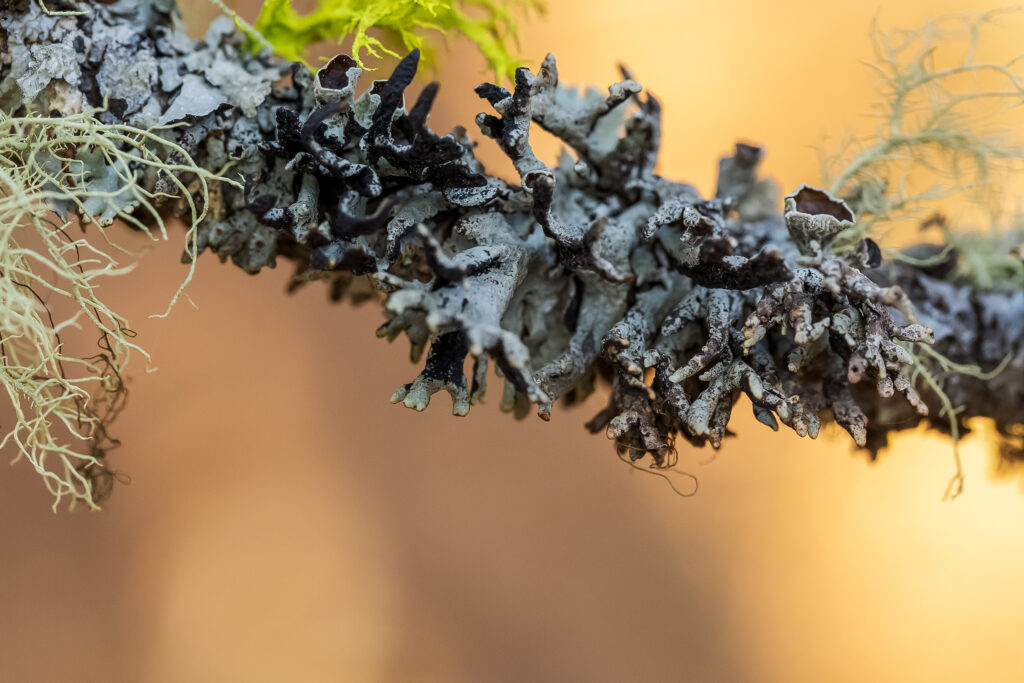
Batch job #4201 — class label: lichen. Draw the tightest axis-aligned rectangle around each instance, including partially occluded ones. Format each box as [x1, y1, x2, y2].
[823, 9, 1024, 260]
[0, 107, 232, 510]
[246, 0, 543, 80]
[5, 0, 1024, 507]
[0, 0, 238, 508]
[820, 9, 1024, 493]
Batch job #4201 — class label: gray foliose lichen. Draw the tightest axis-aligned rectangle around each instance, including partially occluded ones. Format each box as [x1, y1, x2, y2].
[4, 0, 1023, 468]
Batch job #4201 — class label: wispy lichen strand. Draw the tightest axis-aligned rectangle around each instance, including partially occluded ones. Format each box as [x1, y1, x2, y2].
[823, 9, 1024, 257]
[0, 107, 230, 509]
[0, 0, 236, 508]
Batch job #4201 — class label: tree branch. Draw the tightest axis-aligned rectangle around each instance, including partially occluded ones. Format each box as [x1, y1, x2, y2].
[3, 0, 1023, 496]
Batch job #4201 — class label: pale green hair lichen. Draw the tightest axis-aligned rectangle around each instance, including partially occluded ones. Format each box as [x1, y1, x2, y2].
[823, 8, 1024, 259]
[0, 106, 236, 510]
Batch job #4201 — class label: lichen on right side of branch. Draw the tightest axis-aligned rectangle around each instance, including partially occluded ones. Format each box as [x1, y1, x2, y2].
[820, 9, 1024, 493]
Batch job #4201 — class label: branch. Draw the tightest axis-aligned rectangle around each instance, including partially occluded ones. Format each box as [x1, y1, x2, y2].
[2, 0, 1022, 502]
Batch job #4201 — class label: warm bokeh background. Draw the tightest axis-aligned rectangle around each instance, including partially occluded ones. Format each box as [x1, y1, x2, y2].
[4, 1, 1024, 681]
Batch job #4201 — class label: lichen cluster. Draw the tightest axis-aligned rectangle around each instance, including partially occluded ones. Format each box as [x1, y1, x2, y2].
[3, 0, 1024, 506]
[216, 46, 939, 464]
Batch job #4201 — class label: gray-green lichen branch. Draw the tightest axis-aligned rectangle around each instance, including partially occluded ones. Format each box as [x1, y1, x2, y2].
[3, 0, 1024, 501]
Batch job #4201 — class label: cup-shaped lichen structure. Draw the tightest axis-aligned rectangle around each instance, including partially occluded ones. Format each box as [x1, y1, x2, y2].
[784, 184, 856, 256]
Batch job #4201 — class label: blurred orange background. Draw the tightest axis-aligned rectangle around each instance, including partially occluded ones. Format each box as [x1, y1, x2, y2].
[3, 1, 1024, 681]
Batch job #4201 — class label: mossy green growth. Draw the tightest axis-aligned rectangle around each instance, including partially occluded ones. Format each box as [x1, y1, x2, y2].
[246, 0, 543, 80]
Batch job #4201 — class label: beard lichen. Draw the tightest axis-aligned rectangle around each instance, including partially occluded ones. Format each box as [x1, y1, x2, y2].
[823, 9, 1024, 256]
[0, 105, 233, 509]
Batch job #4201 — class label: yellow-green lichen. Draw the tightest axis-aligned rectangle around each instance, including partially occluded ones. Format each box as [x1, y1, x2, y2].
[244, 0, 543, 80]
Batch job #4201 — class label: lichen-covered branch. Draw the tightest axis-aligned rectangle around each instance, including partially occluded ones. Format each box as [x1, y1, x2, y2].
[3, 0, 1024, 505]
